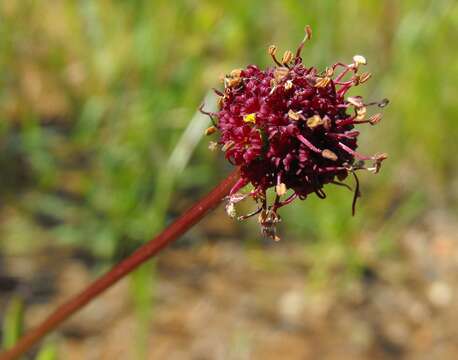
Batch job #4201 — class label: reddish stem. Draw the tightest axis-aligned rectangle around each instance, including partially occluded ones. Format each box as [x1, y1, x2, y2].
[0, 169, 240, 360]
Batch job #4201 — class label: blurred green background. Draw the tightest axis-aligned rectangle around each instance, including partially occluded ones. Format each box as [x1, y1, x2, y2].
[1, 0, 457, 358]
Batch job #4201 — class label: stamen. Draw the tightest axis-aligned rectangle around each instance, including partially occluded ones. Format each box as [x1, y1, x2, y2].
[338, 142, 372, 160]
[282, 50, 294, 66]
[327, 131, 360, 139]
[297, 134, 322, 153]
[268, 45, 283, 66]
[295, 25, 312, 59]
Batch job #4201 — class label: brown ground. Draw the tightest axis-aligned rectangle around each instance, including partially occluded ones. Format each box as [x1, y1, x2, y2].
[1, 209, 458, 360]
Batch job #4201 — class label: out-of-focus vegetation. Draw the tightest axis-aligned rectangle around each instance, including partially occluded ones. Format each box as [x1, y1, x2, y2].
[0, 0, 457, 289]
[1, 1, 458, 357]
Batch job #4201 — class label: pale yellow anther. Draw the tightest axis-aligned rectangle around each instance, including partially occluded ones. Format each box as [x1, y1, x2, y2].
[226, 202, 236, 218]
[307, 114, 324, 128]
[322, 149, 338, 161]
[322, 116, 332, 130]
[304, 25, 312, 40]
[288, 109, 301, 121]
[276, 183, 287, 196]
[353, 55, 367, 66]
[315, 77, 331, 88]
[359, 72, 372, 83]
[347, 96, 364, 108]
[230, 69, 242, 78]
[205, 126, 217, 136]
[225, 76, 241, 88]
[325, 67, 334, 77]
[284, 80, 293, 90]
[268, 45, 277, 56]
[217, 96, 224, 109]
[356, 106, 367, 120]
[274, 67, 289, 82]
[208, 141, 218, 151]
[224, 68, 243, 89]
[282, 50, 294, 64]
[243, 113, 257, 124]
[369, 113, 382, 125]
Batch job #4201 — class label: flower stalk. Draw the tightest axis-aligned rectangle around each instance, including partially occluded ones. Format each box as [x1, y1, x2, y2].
[0, 169, 240, 360]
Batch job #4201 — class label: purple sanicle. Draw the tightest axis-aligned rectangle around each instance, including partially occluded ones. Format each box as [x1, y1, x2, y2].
[202, 26, 388, 240]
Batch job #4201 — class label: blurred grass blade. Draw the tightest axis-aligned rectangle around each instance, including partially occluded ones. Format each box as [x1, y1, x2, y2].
[167, 91, 217, 175]
[2, 297, 24, 350]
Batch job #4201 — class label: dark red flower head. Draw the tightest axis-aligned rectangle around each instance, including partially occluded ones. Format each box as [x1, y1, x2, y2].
[201, 26, 388, 240]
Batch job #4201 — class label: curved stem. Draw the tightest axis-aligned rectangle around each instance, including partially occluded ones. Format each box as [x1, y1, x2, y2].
[0, 168, 240, 360]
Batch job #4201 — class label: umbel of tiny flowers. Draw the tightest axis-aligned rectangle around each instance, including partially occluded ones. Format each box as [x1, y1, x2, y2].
[201, 26, 388, 241]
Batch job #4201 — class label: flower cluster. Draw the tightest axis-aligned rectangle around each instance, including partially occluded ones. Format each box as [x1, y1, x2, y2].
[202, 26, 388, 240]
